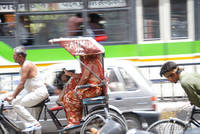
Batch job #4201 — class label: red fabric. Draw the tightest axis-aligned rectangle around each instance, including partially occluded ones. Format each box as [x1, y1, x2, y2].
[49, 37, 104, 56]
[95, 35, 108, 42]
[63, 55, 103, 125]
[50, 106, 63, 111]
[64, 77, 80, 94]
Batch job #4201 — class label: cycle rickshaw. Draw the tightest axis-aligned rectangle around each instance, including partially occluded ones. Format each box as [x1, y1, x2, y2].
[0, 37, 128, 134]
[49, 37, 128, 134]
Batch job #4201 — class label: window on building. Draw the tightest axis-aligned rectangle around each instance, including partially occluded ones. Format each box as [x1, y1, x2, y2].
[26, 13, 82, 46]
[0, 14, 16, 37]
[142, 0, 160, 40]
[137, 0, 194, 43]
[0, 0, 132, 47]
[170, 0, 188, 39]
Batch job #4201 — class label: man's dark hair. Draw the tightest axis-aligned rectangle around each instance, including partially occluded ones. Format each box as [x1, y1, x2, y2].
[160, 61, 178, 77]
[76, 13, 82, 18]
[56, 84, 64, 90]
[89, 13, 103, 23]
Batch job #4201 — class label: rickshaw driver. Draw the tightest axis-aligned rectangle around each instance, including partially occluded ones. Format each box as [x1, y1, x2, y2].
[5, 46, 49, 132]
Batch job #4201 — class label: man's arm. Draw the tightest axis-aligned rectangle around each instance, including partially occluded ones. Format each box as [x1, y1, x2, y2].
[12, 63, 30, 98]
[181, 77, 200, 107]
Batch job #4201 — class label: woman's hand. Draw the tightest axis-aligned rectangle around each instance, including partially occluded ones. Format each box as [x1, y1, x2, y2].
[64, 70, 72, 77]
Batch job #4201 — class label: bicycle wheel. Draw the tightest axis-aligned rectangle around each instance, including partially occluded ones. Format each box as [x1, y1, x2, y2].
[0, 120, 19, 134]
[146, 118, 187, 134]
[88, 108, 127, 127]
[0, 123, 5, 134]
[80, 109, 127, 134]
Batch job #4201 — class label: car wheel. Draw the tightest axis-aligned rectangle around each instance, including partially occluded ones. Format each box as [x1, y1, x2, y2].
[124, 114, 142, 130]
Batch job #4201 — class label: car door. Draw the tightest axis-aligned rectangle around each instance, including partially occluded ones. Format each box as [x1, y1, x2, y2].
[107, 66, 151, 112]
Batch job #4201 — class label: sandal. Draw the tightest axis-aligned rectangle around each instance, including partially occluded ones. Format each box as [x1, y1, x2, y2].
[90, 128, 99, 134]
[64, 124, 74, 129]
[22, 123, 41, 132]
[62, 124, 82, 130]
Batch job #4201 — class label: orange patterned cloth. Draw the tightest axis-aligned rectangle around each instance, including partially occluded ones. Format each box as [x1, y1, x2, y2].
[49, 37, 105, 56]
[63, 54, 104, 125]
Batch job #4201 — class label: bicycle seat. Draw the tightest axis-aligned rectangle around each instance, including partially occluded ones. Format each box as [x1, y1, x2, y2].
[82, 96, 105, 105]
[30, 98, 50, 108]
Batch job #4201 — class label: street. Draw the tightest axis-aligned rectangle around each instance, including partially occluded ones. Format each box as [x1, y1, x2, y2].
[157, 100, 191, 120]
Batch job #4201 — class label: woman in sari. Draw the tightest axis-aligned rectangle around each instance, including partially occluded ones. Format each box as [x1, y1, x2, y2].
[62, 54, 104, 128]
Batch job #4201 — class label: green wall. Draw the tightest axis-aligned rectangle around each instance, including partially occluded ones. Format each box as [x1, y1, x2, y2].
[0, 41, 200, 62]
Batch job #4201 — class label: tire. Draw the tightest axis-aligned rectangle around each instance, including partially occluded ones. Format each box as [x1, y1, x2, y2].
[80, 109, 127, 134]
[124, 114, 142, 130]
[146, 118, 187, 134]
[0, 123, 5, 134]
[0, 117, 21, 134]
[87, 108, 127, 127]
[88, 106, 127, 123]
[0, 122, 17, 134]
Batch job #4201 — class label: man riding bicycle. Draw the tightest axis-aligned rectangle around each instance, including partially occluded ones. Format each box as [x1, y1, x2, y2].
[5, 46, 49, 132]
[160, 61, 200, 107]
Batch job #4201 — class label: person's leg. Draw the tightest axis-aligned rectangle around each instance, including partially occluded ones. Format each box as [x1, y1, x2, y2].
[78, 86, 102, 99]
[12, 89, 47, 127]
[12, 96, 32, 127]
[30, 106, 42, 121]
[63, 90, 82, 126]
[63, 86, 102, 127]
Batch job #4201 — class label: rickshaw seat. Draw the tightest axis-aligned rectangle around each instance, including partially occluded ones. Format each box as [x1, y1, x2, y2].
[82, 96, 105, 105]
[82, 95, 106, 116]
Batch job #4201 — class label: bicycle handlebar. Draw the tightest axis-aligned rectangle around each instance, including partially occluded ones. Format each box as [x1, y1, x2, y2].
[0, 100, 4, 113]
[0, 99, 13, 113]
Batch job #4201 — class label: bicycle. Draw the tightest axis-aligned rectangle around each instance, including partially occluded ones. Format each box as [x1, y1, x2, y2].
[48, 37, 128, 134]
[0, 97, 53, 134]
[146, 105, 200, 134]
[0, 86, 128, 134]
[0, 37, 128, 134]
[59, 84, 128, 134]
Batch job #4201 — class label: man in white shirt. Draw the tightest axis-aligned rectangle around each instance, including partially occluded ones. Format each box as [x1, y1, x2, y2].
[5, 46, 49, 132]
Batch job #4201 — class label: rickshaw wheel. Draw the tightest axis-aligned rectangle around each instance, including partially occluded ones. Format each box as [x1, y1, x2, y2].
[80, 109, 127, 134]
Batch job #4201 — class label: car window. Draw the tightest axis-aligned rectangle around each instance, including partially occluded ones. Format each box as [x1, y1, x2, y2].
[118, 67, 138, 91]
[107, 68, 119, 83]
[107, 68, 125, 92]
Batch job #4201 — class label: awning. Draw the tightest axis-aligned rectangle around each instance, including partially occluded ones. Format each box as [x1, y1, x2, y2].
[49, 37, 105, 56]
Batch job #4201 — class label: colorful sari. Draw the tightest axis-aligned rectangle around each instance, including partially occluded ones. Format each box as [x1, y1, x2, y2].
[63, 54, 103, 125]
